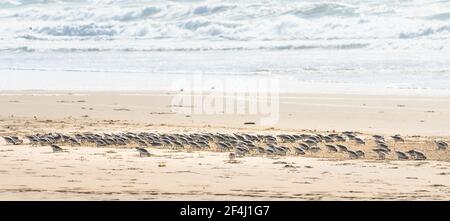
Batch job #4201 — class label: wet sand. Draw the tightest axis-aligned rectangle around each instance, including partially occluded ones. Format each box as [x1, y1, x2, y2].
[1, 91, 450, 136]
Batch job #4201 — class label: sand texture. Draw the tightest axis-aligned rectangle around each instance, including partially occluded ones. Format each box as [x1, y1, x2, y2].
[1, 91, 450, 200]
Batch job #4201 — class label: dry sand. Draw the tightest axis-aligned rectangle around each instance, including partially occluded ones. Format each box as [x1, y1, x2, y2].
[1, 146, 449, 200]
[1, 91, 450, 200]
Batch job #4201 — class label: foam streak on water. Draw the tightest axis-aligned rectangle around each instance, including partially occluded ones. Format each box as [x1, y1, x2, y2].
[0, 0, 450, 94]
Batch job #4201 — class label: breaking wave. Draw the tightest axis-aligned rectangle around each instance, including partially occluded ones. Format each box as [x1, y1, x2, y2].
[1, 0, 450, 51]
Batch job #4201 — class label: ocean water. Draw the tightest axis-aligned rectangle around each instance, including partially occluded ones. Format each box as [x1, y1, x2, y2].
[1, 0, 450, 95]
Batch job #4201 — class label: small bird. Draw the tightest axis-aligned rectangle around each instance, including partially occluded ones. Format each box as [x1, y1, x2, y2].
[348, 150, 359, 159]
[325, 144, 338, 152]
[373, 149, 386, 160]
[377, 142, 389, 149]
[67, 137, 81, 146]
[305, 139, 317, 145]
[435, 141, 448, 150]
[377, 145, 391, 153]
[391, 134, 405, 142]
[228, 152, 236, 161]
[265, 148, 275, 155]
[373, 135, 385, 142]
[374, 139, 386, 144]
[149, 142, 163, 147]
[3, 136, 16, 145]
[337, 144, 348, 152]
[217, 142, 230, 150]
[346, 134, 356, 140]
[26, 135, 39, 146]
[236, 146, 249, 156]
[373, 148, 389, 154]
[257, 146, 265, 153]
[94, 139, 107, 147]
[294, 147, 305, 155]
[308, 147, 321, 153]
[188, 141, 199, 147]
[323, 136, 334, 143]
[355, 150, 365, 158]
[3, 136, 22, 145]
[342, 131, 354, 135]
[395, 151, 409, 160]
[333, 135, 346, 142]
[171, 141, 183, 148]
[406, 150, 427, 160]
[136, 139, 148, 146]
[406, 150, 417, 158]
[136, 147, 151, 157]
[354, 137, 366, 145]
[51, 144, 63, 152]
[299, 143, 310, 150]
[414, 151, 427, 160]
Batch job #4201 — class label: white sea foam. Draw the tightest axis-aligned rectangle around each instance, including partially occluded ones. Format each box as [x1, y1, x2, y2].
[0, 0, 449, 94]
[1, 0, 450, 51]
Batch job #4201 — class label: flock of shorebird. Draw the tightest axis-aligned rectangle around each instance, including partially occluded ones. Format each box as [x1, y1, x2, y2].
[2, 131, 448, 161]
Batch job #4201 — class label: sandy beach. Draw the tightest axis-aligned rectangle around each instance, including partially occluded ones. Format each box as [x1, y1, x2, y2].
[3, 0, 450, 205]
[1, 91, 450, 136]
[1, 91, 449, 200]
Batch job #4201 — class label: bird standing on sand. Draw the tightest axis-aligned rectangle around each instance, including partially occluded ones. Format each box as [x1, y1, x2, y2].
[406, 150, 417, 158]
[391, 134, 405, 142]
[217, 142, 231, 150]
[395, 151, 409, 160]
[305, 139, 317, 146]
[228, 152, 236, 161]
[373, 148, 389, 154]
[51, 144, 63, 152]
[308, 147, 321, 153]
[294, 147, 306, 155]
[376, 142, 389, 150]
[407, 150, 426, 160]
[435, 141, 448, 150]
[355, 150, 365, 158]
[337, 144, 348, 153]
[333, 135, 346, 142]
[414, 151, 427, 160]
[354, 137, 366, 145]
[325, 144, 338, 153]
[299, 143, 310, 150]
[257, 146, 265, 154]
[373, 135, 385, 142]
[136, 147, 151, 157]
[3, 136, 23, 145]
[406, 150, 427, 160]
[11, 136, 23, 144]
[376, 145, 391, 154]
[265, 148, 275, 155]
[348, 150, 359, 159]
[373, 149, 386, 160]
[323, 136, 334, 143]
[3, 136, 16, 145]
[236, 146, 249, 156]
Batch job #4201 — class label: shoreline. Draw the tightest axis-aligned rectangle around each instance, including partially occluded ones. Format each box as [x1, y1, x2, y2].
[1, 90, 450, 136]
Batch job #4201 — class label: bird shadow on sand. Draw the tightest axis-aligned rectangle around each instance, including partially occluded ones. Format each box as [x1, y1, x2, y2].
[42, 150, 70, 154]
[225, 159, 241, 164]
